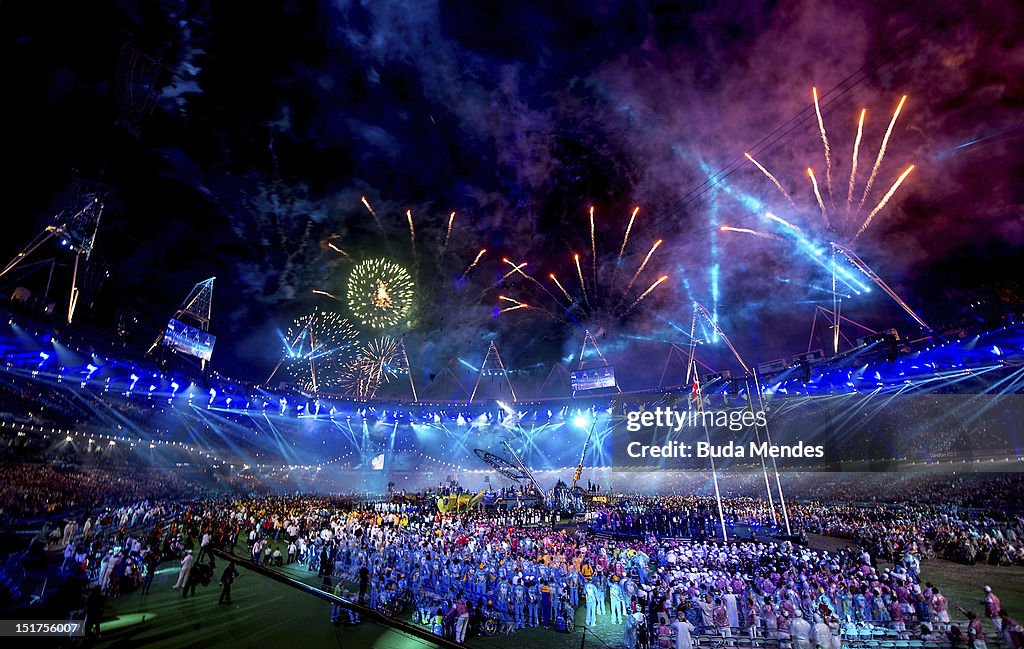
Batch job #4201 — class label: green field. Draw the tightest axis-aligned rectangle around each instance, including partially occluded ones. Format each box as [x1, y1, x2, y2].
[94, 555, 618, 649]
[917, 560, 1024, 624]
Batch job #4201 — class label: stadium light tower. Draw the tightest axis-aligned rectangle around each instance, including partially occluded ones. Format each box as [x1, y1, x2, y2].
[469, 341, 516, 402]
[572, 330, 621, 396]
[147, 277, 217, 369]
[0, 176, 108, 324]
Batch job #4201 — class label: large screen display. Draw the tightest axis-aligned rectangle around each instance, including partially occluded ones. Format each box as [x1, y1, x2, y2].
[162, 318, 216, 361]
[571, 365, 616, 391]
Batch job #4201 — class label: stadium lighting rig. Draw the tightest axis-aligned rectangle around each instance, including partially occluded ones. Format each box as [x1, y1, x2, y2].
[146, 277, 217, 370]
[830, 243, 932, 352]
[0, 177, 108, 324]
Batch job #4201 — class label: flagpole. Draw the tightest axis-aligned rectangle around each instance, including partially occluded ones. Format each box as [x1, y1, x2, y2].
[693, 366, 728, 541]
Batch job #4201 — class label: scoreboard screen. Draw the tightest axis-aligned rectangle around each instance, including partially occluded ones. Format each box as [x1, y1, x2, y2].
[162, 318, 216, 361]
[570, 366, 616, 391]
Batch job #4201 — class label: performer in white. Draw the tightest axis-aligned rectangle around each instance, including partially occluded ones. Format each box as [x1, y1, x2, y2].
[172, 550, 193, 589]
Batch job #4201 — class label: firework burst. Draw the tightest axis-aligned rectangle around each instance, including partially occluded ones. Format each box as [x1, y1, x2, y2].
[330, 196, 502, 350]
[743, 89, 915, 242]
[734, 90, 928, 344]
[346, 258, 415, 329]
[497, 204, 670, 324]
[340, 336, 410, 399]
[274, 306, 359, 392]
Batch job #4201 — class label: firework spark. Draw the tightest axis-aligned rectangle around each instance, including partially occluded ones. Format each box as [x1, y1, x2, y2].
[812, 87, 833, 203]
[744, 152, 797, 209]
[860, 95, 907, 209]
[502, 258, 525, 275]
[312, 289, 340, 300]
[855, 165, 915, 238]
[340, 336, 407, 399]
[589, 205, 597, 286]
[500, 260, 527, 281]
[347, 258, 415, 329]
[443, 211, 455, 249]
[468, 260, 524, 300]
[461, 249, 487, 279]
[746, 91, 913, 242]
[720, 226, 782, 241]
[502, 257, 556, 300]
[808, 168, 829, 229]
[549, 273, 573, 303]
[847, 108, 866, 210]
[619, 206, 640, 258]
[624, 239, 663, 295]
[574, 253, 587, 298]
[622, 275, 669, 315]
[764, 211, 804, 234]
[327, 242, 350, 258]
[500, 216, 667, 322]
[475, 260, 526, 301]
[343, 192, 497, 339]
[361, 196, 383, 229]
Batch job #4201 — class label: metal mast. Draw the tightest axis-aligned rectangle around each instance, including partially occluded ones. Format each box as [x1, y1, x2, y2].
[146, 277, 216, 368]
[0, 178, 107, 323]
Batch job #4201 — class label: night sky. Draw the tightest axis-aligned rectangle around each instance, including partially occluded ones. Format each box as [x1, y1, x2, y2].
[1, 0, 1022, 388]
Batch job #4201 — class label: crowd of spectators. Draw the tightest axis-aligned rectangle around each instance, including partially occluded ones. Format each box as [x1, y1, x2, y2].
[3, 476, 1015, 646]
[1, 431, 1022, 648]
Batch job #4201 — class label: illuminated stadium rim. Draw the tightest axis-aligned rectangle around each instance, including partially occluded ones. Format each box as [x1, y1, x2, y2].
[5, 310, 1023, 472]
[2, 315, 1022, 413]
